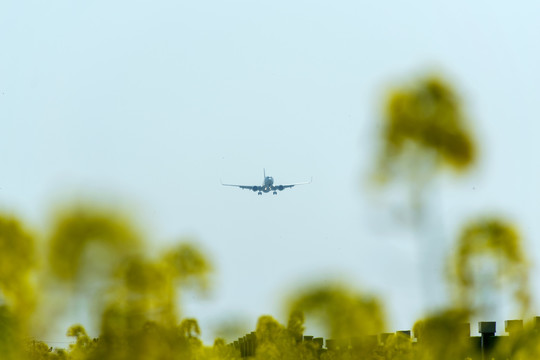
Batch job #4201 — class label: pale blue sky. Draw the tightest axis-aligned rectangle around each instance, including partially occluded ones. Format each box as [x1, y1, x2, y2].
[2, 1, 540, 343]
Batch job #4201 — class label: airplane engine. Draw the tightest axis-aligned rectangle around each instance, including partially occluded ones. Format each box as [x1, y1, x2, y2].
[252, 186, 258, 192]
[277, 185, 284, 191]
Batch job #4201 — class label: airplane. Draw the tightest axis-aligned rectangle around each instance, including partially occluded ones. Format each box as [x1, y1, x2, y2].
[221, 169, 311, 195]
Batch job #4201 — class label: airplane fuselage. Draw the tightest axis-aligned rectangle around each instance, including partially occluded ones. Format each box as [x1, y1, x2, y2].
[262, 176, 274, 192]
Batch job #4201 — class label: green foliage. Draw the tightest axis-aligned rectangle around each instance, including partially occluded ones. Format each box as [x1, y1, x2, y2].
[0, 200, 537, 360]
[376, 76, 476, 183]
[162, 242, 212, 289]
[450, 218, 530, 314]
[0, 305, 23, 360]
[0, 215, 36, 320]
[288, 284, 385, 339]
[286, 310, 305, 340]
[66, 325, 93, 360]
[493, 321, 540, 360]
[412, 310, 475, 360]
[48, 207, 141, 282]
[253, 315, 321, 360]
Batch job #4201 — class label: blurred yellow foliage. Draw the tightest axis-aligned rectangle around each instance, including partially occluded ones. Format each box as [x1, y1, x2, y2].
[0, 305, 24, 360]
[162, 243, 212, 289]
[451, 218, 530, 314]
[48, 207, 141, 282]
[412, 310, 474, 360]
[0, 215, 37, 359]
[288, 284, 385, 339]
[0, 216, 36, 319]
[0, 202, 538, 360]
[376, 76, 476, 183]
[253, 314, 322, 360]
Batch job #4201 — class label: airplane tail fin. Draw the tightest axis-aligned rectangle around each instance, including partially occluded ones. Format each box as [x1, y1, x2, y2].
[263, 168, 266, 179]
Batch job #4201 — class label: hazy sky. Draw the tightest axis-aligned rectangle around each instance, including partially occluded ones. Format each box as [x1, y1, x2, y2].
[2, 1, 540, 343]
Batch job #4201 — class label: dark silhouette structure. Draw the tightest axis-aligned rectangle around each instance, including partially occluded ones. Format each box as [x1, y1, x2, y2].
[230, 317, 540, 359]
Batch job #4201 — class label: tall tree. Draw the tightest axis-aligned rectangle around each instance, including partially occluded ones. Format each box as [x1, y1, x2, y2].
[373, 75, 477, 310]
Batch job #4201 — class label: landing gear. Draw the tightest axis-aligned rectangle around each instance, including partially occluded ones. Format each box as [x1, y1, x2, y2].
[258, 192, 262, 195]
[273, 191, 277, 195]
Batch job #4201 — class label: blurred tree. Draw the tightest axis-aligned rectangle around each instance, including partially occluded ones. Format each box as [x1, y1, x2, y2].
[450, 218, 530, 316]
[372, 75, 477, 310]
[0, 215, 36, 319]
[66, 324, 93, 360]
[48, 207, 141, 282]
[492, 319, 540, 360]
[288, 283, 385, 340]
[0, 215, 37, 360]
[412, 309, 474, 360]
[179, 318, 201, 338]
[162, 242, 212, 290]
[0, 305, 23, 360]
[375, 75, 476, 185]
[286, 309, 305, 341]
[255, 315, 299, 360]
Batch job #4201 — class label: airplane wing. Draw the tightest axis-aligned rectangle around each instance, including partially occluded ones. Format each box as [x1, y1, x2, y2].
[272, 177, 312, 191]
[220, 181, 260, 191]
